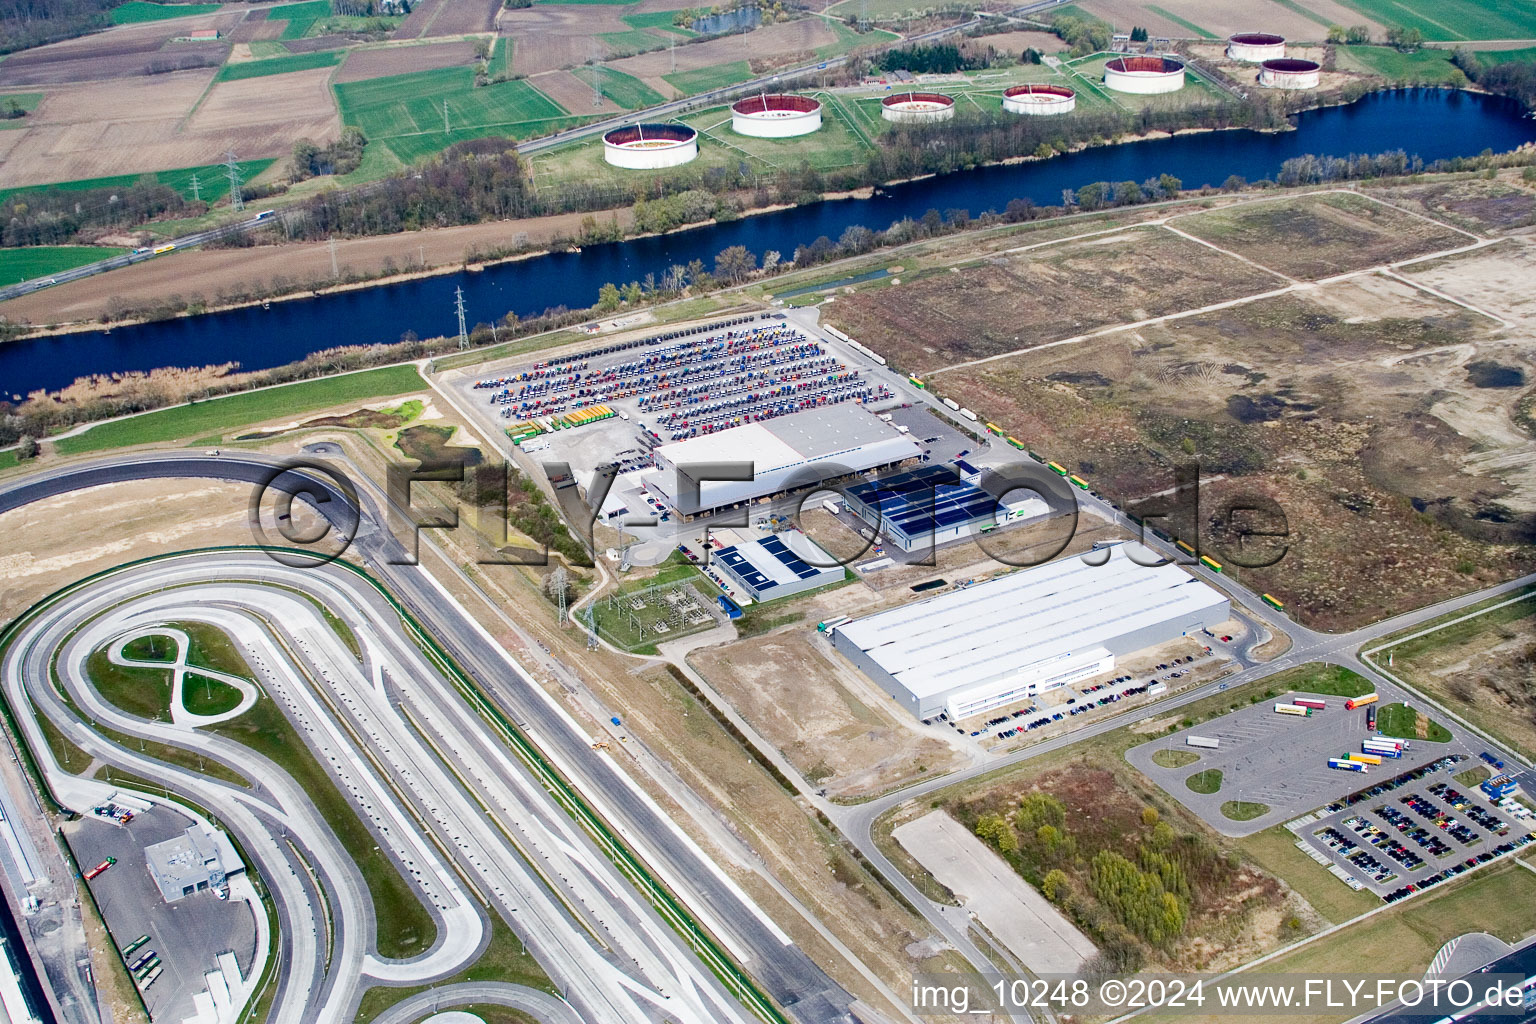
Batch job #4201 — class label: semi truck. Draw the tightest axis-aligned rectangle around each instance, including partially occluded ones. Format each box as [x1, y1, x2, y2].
[816, 616, 851, 633]
[1348, 752, 1383, 766]
[1345, 693, 1379, 710]
[83, 857, 116, 881]
[1329, 757, 1366, 772]
[1185, 735, 1219, 749]
[1362, 741, 1402, 758]
[821, 498, 842, 516]
[1274, 703, 1312, 717]
[1366, 705, 1377, 731]
[1294, 698, 1327, 711]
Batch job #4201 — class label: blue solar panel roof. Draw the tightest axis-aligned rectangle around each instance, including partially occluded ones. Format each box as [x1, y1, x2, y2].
[847, 464, 1009, 539]
[715, 534, 839, 596]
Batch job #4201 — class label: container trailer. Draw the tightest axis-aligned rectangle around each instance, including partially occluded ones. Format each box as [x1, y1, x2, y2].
[1345, 693, 1379, 710]
[1348, 752, 1383, 766]
[1294, 698, 1327, 711]
[1185, 735, 1219, 749]
[1329, 757, 1366, 772]
[1274, 703, 1312, 717]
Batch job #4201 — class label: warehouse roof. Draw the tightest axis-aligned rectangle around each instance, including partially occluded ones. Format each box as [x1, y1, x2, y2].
[835, 543, 1227, 699]
[715, 532, 841, 598]
[848, 464, 1033, 538]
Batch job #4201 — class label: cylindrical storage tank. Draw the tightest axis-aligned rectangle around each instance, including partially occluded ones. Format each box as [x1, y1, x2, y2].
[1103, 55, 1186, 94]
[602, 123, 699, 169]
[1226, 32, 1286, 62]
[1001, 83, 1076, 115]
[1259, 57, 1321, 89]
[731, 93, 823, 137]
[880, 91, 955, 123]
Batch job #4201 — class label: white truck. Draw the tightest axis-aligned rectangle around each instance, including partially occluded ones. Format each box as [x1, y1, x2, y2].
[1185, 735, 1219, 749]
[822, 498, 842, 516]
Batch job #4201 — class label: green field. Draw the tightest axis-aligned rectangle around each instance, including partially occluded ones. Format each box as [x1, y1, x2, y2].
[1334, 0, 1536, 41]
[1471, 44, 1536, 64]
[335, 65, 578, 162]
[270, 0, 332, 39]
[572, 66, 665, 109]
[54, 364, 425, 454]
[0, 246, 126, 285]
[0, 159, 275, 205]
[622, 10, 696, 37]
[1334, 45, 1466, 83]
[1377, 702, 1453, 743]
[597, 29, 669, 54]
[0, 92, 43, 128]
[814, 20, 898, 59]
[1186, 768, 1223, 793]
[109, 0, 220, 24]
[216, 49, 344, 82]
[662, 60, 754, 95]
[88, 625, 248, 721]
[1221, 800, 1269, 821]
[1147, 4, 1216, 37]
[1264, 663, 1376, 699]
[491, 36, 511, 77]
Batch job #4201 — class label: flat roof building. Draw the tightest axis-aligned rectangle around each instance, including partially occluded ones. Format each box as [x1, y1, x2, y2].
[832, 543, 1230, 720]
[843, 463, 1051, 552]
[649, 405, 920, 517]
[144, 826, 242, 903]
[714, 531, 843, 602]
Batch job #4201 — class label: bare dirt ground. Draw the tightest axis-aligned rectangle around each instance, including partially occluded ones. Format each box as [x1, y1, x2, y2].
[961, 30, 1061, 57]
[1374, 177, 1536, 235]
[690, 629, 969, 800]
[530, 69, 621, 115]
[187, 65, 340, 136]
[1076, 0, 1373, 41]
[616, 18, 840, 76]
[824, 226, 1284, 375]
[499, 6, 635, 74]
[0, 479, 258, 621]
[0, 64, 337, 187]
[334, 39, 477, 82]
[0, 208, 633, 326]
[393, 0, 442, 39]
[0, 15, 239, 87]
[425, 0, 501, 35]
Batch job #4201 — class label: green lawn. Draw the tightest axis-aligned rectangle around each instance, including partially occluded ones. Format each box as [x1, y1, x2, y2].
[1146, 4, 1216, 37]
[216, 50, 344, 82]
[491, 36, 511, 77]
[1187, 768, 1223, 794]
[270, 0, 331, 39]
[1152, 748, 1201, 768]
[1266, 663, 1376, 699]
[0, 159, 275, 205]
[1377, 701, 1453, 743]
[1472, 45, 1536, 64]
[622, 11, 696, 37]
[663, 60, 754, 95]
[109, 0, 221, 24]
[1334, 45, 1467, 83]
[335, 65, 578, 162]
[87, 626, 248, 722]
[1221, 800, 1269, 821]
[1334, 0, 1536, 41]
[572, 66, 665, 110]
[0, 246, 126, 285]
[597, 28, 669, 55]
[1236, 825, 1380, 922]
[0, 92, 43, 128]
[55, 364, 425, 454]
[813, 20, 898, 60]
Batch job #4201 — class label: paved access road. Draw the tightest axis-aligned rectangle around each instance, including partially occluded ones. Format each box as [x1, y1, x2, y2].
[0, 451, 860, 1024]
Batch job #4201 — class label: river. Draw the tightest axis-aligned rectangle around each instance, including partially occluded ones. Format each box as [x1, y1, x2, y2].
[4, 88, 1534, 397]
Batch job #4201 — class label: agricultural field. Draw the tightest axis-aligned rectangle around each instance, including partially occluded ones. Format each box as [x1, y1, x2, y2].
[1073, 0, 1367, 41]
[1369, 587, 1536, 758]
[332, 39, 476, 82]
[215, 48, 345, 81]
[0, 156, 275, 204]
[826, 190, 1536, 631]
[0, 245, 125, 284]
[662, 59, 754, 95]
[570, 66, 665, 109]
[1333, 0, 1536, 41]
[109, 0, 221, 24]
[268, 0, 333, 40]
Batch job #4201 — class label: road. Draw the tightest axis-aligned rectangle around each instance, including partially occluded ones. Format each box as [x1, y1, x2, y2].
[0, 451, 860, 1024]
[0, 0, 1069, 303]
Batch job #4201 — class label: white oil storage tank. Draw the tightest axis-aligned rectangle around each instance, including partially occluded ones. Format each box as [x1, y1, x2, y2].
[603, 123, 699, 169]
[1227, 32, 1286, 62]
[881, 92, 955, 123]
[1001, 83, 1076, 115]
[1103, 55, 1186, 95]
[1259, 57, 1321, 89]
[731, 93, 823, 137]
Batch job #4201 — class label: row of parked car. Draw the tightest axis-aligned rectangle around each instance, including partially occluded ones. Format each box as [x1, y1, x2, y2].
[1382, 835, 1536, 903]
[1400, 792, 1480, 846]
[1375, 806, 1452, 858]
[1328, 754, 1469, 811]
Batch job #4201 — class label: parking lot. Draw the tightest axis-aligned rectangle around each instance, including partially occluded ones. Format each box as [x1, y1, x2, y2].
[1130, 692, 1459, 837]
[1298, 757, 1536, 899]
[67, 804, 256, 1024]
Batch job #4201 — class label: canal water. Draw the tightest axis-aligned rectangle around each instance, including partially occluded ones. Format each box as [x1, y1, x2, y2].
[3, 88, 1534, 396]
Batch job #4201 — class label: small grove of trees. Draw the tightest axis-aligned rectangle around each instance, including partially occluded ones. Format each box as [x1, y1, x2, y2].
[1384, 26, 1424, 51]
[1326, 24, 1373, 45]
[1048, 11, 1111, 57]
[1069, 173, 1183, 211]
[1276, 148, 1419, 186]
[291, 127, 368, 181]
[0, 178, 194, 247]
[1129, 26, 1148, 43]
[1453, 51, 1536, 109]
[877, 44, 981, 74]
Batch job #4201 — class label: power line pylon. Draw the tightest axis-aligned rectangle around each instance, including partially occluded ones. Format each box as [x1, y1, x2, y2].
[454, 286, 469, 349]
[224, 152, 243, 212]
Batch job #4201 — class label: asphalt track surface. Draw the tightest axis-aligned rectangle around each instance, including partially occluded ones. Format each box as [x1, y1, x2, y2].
[0, 452, 857, 1024]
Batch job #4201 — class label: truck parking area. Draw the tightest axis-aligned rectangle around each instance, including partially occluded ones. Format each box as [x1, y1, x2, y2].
[1292, 756, 1536, 899]
[1130, 692, 1457, 836]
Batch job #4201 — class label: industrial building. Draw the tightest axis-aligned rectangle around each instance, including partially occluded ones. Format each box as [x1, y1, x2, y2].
[881, 92, 955, 123]
[713, 531, 843, 601]
[1104, 55, 1186, 94]
[1260, 57, 1321, 89]
[1227, 32, 1286, 61]
[1002, 83, 1076, 115]
[732, 94, 823, 137]
[145, 825, 243, 903]
[603, 123, 699, 169]
[832, 543, 1230, 720]
[842, 463, 1051, 552]
[648, 404, 920, 517]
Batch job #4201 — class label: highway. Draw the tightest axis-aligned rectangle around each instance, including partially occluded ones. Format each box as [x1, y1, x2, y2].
[0, 451, 860, 1024]
[0, 0, 1069, 303]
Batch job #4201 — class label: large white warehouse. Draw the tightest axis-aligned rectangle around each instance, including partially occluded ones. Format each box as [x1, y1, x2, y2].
[832, 543, 1230, 721]
[648, 404, 920, 517]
